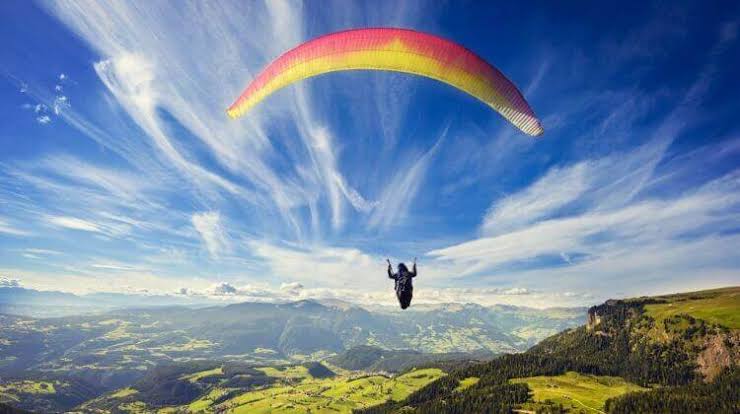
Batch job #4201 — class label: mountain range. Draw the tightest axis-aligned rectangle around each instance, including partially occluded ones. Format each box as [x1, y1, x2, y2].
[0, 289, 583, 411]
[1, 287, 736, 413]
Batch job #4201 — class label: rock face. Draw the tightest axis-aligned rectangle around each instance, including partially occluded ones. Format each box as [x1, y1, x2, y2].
[586, 308, 602, 331]
[697, 331, 740, 381]
[581, 291, 739, 383]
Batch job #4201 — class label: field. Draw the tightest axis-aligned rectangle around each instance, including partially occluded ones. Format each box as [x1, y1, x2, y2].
[186, 388, 234, 413]
[182, 367, 224, 383]
[217, 368, 444, 414]
[643, 287, 740, 329]
[453, 376, 479, 392]
[110, 388, 138, 399]
[511, 371, 647, 413]
[0, 380, 57, 403]
[78, 365, 444, 414]
[255, 365, 310, 379]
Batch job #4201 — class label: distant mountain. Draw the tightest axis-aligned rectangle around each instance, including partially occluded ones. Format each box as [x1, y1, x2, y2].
[0, 287, 213, 318]
[329, 345, 494, 373]
[3, 287, 737, 413]
[0, 298, 584, 375]
[0, 297, 583, 412]
[359, 286, 740, 414]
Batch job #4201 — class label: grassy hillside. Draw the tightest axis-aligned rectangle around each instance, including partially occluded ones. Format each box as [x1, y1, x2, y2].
[0, 378, 99, 413]
[329, 345, 493, 373]
[642, 286, 740, 329]
[218, 368, 444, 413]
[0, 300, 582, 377]
[0, 299, 582, 412]
[3, 288, 736, 413]
[512, 371, 647, 413]
[358, 286, 739, 414]
[77, 363, 443, 414]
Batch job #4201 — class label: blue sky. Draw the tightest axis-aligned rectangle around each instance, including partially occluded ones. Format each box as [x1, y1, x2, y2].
[1, 0, 738, 307]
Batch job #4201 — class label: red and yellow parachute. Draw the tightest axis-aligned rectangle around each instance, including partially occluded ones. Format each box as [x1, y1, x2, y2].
[227, 28, 543, 136]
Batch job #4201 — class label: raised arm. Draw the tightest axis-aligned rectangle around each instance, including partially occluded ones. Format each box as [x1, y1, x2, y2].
[387, 259, 396, 279]
[411, 258, 417, 277]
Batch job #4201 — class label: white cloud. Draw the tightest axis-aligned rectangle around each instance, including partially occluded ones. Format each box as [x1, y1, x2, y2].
[0, 219, 30, 236]
[36, 115, 51, 124]
[166, 281, 587, 308]
[482, 162, 589, 236]
[175, 287, 192, 296]
[46, 216, 102, 232]
[482, 135, 674, 238]
[209, 281, 238, 295]
[25, 248, 62, 255]
[0, 155, 192, 245]
[368, 125, 448, 230]
[9, 1, 733, 306]
[450, 32, 739, 293]
[191, 211, 229, 259]
[0, 277, 21, 288]
[250, 241, 385, 289]
[52, 95, 70, 115]
[90, 262, 143, 271]
[41, 0, 446, 239]
[428, 169, 740, 291]
[0, 265, 215, 296]
[280, 281, 304, 296]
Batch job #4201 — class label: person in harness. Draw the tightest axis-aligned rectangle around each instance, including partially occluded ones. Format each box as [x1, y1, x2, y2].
[387, 258, 417, 309]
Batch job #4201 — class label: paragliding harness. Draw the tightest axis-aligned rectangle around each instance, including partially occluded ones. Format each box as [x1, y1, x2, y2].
[396, 276, 413, 310]
[389, 261, 416, 310]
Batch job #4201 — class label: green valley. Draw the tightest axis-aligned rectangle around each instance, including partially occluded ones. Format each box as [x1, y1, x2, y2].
[0, 287, 737, 413]
[75, 362, 445, 414]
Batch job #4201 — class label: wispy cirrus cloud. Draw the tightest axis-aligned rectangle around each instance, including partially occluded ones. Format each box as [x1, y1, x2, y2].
[1, 1, 737, 307]
[368, 124, 448, 230]
[46, 216, 102, 232]
[191, 211, 230, 259]
[427, 21, 740, 300]
[431, 171, 740, 271]
[36, 0, 450, 240]
[481, 162, 589, 236]
[43, 0, 387, 237]
[249, 241, 381, 289]
[0, 218, 31, 236]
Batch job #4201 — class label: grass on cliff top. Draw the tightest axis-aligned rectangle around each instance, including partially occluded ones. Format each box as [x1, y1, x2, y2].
[642, 286, 740, 329]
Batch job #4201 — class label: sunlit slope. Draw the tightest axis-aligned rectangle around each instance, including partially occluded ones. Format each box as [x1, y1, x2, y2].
[218, 368, 444, 414]
[642, 286, 740, 329]
[511, 371, 647, 413]
[76, 362, 444, 414]
[0, 379, 95, 413]
[357, 286, 740, 414]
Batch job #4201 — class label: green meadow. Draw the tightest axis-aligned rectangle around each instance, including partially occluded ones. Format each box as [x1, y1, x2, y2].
[217, 368, 444, 414]
[512, 371, 647, 413]
[643, 287, 740, 329]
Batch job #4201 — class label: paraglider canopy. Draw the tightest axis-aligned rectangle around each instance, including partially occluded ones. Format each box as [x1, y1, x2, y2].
[227, 28, 543, 137]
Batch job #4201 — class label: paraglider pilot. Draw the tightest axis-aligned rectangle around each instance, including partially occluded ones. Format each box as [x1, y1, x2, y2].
[387, 258, 417, 310]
